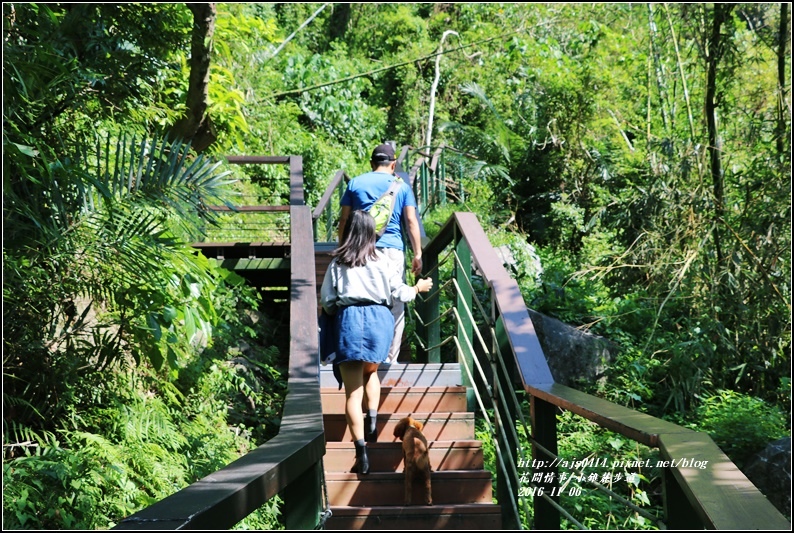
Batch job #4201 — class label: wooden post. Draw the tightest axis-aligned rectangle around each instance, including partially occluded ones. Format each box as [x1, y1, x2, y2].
[531, 396, 559, 530]
[283, 458, 322, 529]
[662, 467, 705, 529]
[289, 156, 304, 206]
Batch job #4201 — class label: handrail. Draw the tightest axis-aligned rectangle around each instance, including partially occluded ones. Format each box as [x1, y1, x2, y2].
[312, 169, 347, 222]
[115, 156, 326, 530]
[418, 211, 791, 530]
[407, 145, 446, 216]
[312, 169, 349, 242]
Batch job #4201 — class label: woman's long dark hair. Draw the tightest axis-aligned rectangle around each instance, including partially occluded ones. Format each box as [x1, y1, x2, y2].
[333, 210, 379, 267]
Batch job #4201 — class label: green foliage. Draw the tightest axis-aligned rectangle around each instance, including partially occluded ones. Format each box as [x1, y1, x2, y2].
[331, 3, 429, 64]
[695, 390, 789, 467]
[3, 4, 292, 529]
[232, 496, 284, 530]
[3, 279, 287, 529]
[551, 410, 663, 530]
[207, 3, 281, 152]
[3, 3, 191, 134]
[596, 343, 660, 410]
[4, 436, 144, 529]
[3, 2, 790, 530]
[282, 46, 386, 153]
[4, 132, 237, 374]
[477, 407, 663, 530]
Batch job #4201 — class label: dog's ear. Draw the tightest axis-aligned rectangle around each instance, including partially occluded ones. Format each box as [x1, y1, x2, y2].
[414, 420, 424, 432]
[393, 418, 407, 439]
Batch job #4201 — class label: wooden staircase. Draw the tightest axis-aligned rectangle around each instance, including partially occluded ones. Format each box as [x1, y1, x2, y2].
[320, 364, 502, 529]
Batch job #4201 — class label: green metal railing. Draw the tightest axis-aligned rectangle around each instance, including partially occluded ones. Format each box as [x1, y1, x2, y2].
[413, 206, 791, 530]
[404, 145, 449, 217]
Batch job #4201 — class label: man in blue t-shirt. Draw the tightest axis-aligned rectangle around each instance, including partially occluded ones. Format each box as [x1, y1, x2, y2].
[338, 143, 423, 365]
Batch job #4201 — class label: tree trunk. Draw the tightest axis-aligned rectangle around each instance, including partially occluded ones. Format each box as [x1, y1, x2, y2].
[171, 3, 216, 152]
[777, 2, 789, 161]
[328, 3, 350, 42]
[705, 3, 733, 266]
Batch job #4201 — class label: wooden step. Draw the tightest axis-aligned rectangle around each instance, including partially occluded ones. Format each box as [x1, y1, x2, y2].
[196, 241, 290, 260]
[325, 504, 502, 530]
[320, 363, 462, 388]
[324, 440, 483, 473]
[323, 412, 475, 442]
[325, 470, 494, 506]
[321, 386, 468, 414]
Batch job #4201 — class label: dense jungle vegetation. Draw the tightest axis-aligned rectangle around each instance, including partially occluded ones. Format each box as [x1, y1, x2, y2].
[3, 3, 790, 529]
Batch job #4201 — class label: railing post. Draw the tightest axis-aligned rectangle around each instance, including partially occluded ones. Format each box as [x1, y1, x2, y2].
[324, 179, 342, 242]
[334, 179, 342, 237]
[439, 148, 447, 206]
[459, 163, 465, 203]
[289, 156, 304, 206]
[531, 396, 560, 529]
[420, 161, 429, 214]
[431, 157, 438, 208]
[494, 317, 520, 530]
[283, 460, 322, 529]
[662, 467, 705, 529]
[426, 248, 441, 363]
[455, 230, 475, 409]
[416, 245, 440, 363]
[322, 198, 331, 241]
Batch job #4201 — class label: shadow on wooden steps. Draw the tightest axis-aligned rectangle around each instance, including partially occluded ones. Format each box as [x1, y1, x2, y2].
[325, 441, 483, 472]
[326, 504, 502, 530]
[321, 363, 502, 530]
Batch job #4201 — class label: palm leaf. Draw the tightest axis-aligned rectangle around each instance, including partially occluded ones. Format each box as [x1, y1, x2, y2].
[7, 130, 237, 370]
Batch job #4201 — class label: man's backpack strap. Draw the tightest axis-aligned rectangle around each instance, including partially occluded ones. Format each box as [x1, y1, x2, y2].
[371, 177, 403, 238]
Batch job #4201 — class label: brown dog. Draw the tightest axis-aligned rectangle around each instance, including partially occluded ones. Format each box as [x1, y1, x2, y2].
[393, 416, 432, 505]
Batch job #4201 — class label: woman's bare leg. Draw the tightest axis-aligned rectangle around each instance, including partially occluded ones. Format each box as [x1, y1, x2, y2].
[340, 362, 365, 441]
[362, 362, 381, 412]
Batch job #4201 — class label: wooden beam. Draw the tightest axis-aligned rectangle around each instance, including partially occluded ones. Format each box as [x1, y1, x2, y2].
[226, 155, 291, 164]
[312, 170, 347, 220]
[658, 432, 792, 530]
[205, 205, 290, 212]
[289, 156, 304, 206]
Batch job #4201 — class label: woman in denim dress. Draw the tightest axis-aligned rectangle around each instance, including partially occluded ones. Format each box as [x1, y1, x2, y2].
[321, 210, 432, 474]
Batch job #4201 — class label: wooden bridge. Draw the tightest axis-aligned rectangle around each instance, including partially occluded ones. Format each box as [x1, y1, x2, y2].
[114, 149, 791, 530]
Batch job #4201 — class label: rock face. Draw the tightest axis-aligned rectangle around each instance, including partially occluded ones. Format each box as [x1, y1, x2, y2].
[742, 437, 792, 517]
[527, 310, 618, 387]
